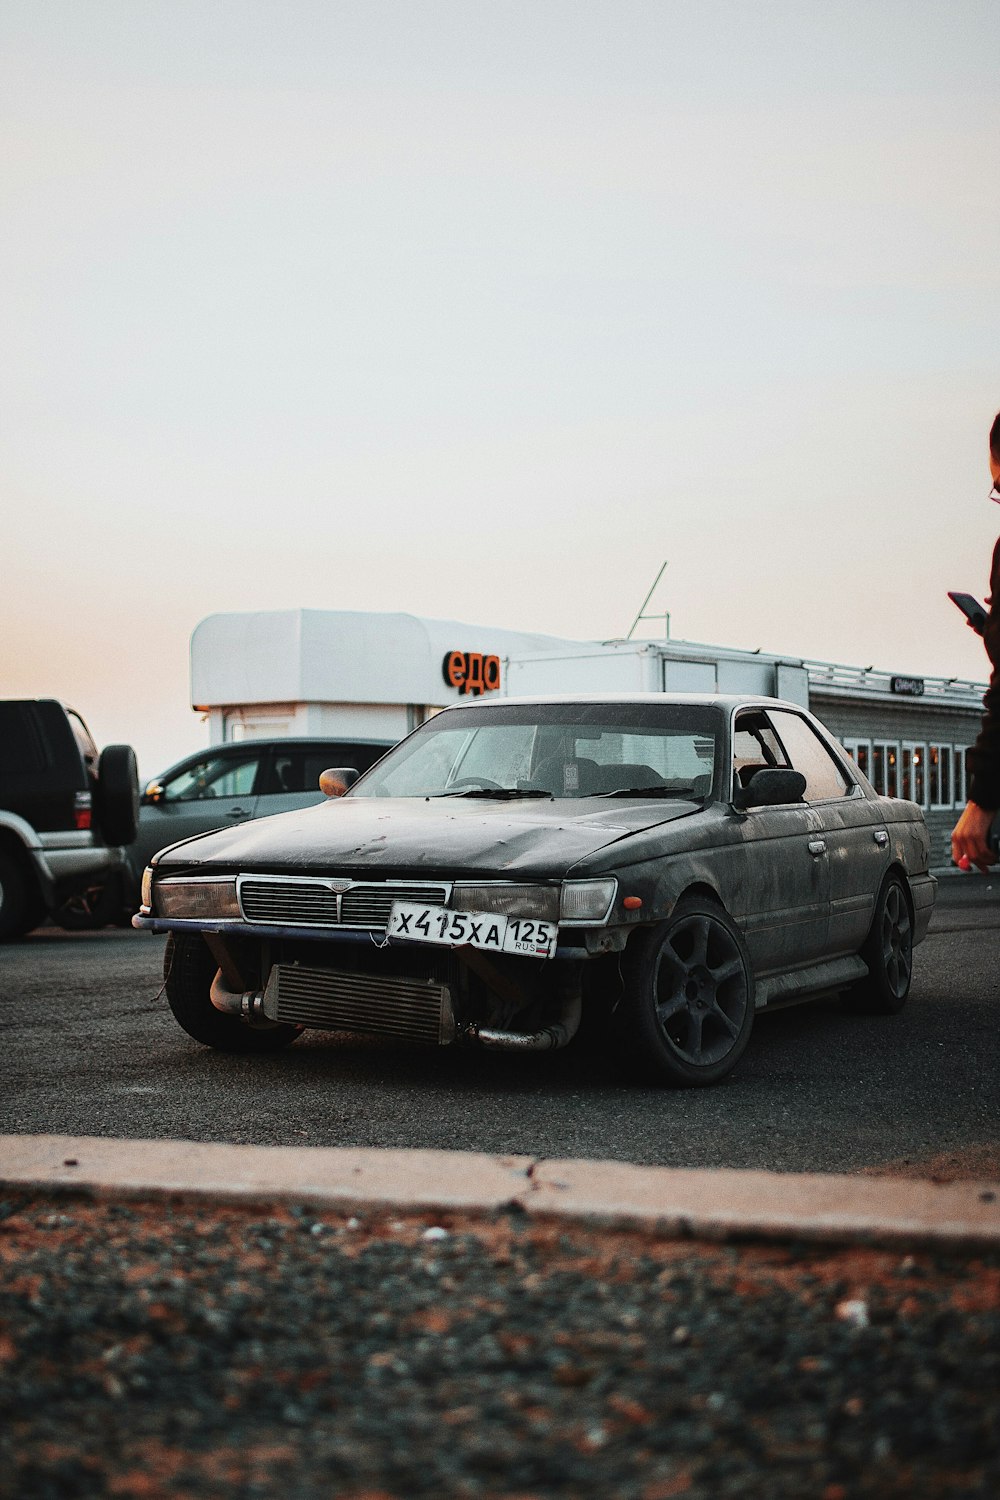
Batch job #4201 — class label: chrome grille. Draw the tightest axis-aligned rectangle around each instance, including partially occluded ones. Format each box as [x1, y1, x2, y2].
[341, 883, 448, 928]
[237, 877, 449, 929]
[240, 879, 338, 925]
[263, 964, 455, 1045]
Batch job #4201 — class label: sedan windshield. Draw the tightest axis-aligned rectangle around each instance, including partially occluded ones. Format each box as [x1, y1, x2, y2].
[352, 702, 721, 800]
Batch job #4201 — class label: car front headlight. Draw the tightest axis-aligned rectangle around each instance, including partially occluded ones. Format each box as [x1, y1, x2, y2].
[559, 878, 618, 924]
[140, 866, 154, 913]
[154, 877, 240, 921]
[451, 883, 559, 922]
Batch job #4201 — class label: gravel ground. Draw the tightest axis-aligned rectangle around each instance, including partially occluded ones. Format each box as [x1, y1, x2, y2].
[2, 1191, 999, 1499]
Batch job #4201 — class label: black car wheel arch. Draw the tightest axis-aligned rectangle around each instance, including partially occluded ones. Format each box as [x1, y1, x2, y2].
[616, 896, 755, 1086]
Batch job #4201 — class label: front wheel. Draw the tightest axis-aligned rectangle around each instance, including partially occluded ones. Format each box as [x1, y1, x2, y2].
[844, 874, 913, 1014]
[616, 898, 755, 1086]
[163, 932, 299, 1053]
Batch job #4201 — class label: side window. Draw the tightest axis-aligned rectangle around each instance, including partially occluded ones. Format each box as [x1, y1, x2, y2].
[768, 711, 850, 801]
[162, 752, 261, 802]
[66, 709, 99, 778]
[267, 751, 318, 796]
[732, 712, 786, 789]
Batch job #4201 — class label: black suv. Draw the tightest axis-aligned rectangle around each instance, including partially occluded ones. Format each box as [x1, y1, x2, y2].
[0, 699, 139, 940]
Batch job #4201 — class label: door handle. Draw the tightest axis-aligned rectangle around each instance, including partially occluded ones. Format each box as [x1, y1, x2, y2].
[807, 838, 827, 856]
[874, 830, 889, 848]
[226, 806, 250, 818]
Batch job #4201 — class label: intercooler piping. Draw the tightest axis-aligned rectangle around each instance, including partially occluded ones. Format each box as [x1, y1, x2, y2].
[465, 988, 583, 1052]
[209, 971, 273, 1028]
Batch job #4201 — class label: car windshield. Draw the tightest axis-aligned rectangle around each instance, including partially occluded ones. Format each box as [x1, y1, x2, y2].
[351, 702, 721, 800]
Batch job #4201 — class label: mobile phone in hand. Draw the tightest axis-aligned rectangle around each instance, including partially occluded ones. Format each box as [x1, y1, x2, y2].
[948, 590, 988, 636]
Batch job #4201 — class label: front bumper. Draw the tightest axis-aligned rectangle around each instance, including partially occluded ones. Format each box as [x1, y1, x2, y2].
[132, 911, 593, 960]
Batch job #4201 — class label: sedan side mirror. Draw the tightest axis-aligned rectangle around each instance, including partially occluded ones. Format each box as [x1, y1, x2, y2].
[734, 768, 807, 809]
[319, 766, 360, 798]
[142, 781, 165, 806]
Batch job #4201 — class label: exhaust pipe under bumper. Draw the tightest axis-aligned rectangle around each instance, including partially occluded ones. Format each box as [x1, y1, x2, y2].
[466, 988, 582, 1052]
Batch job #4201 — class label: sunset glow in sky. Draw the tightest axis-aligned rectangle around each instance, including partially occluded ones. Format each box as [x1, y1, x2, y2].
[3, 1, 999, 774]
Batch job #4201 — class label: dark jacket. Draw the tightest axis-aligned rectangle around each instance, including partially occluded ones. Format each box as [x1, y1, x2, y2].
[968, 536, 1000, 808]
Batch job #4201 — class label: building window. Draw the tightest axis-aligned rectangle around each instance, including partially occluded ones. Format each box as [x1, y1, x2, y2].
[956, 746, 970, 806]
[870, 742, 899, 798]
[901, 743, 928, 807]
[842, 739, 872, 781]
[928, 745, 954, 808]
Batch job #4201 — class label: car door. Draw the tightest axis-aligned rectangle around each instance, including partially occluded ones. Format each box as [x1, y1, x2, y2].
[135, 748, 264, 867]
[724, 710, 832, 974]
[767, 708, 889, 957]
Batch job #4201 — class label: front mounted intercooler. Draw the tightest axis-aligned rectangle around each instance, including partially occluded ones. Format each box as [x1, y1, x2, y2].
[261, 962, 457, 1045]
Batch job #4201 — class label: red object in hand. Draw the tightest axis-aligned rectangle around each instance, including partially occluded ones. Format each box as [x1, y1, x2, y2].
[958, 854, 972, 871]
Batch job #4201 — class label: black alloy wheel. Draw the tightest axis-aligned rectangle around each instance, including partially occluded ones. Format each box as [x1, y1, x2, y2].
[618, 897, 755, 1086]
[163, 932, 300, 1053]
[845, 873, 913, 1014]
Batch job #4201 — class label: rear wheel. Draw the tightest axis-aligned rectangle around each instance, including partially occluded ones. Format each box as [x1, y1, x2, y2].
[844, 874, 913, 1014]
[163, 932, 299, 1053]
[616, 898, 755, 1086]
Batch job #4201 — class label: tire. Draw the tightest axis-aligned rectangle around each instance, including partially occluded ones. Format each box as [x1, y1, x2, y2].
[0, 850, 33, 941]
[96, 745, 140, 846]
[844, 873, 913, 1015]
[163, 932, 299, 1053]
[616, 898, 755, 1087]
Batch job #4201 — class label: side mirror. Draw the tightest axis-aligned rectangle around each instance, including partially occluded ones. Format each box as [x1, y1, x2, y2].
[142, 781, 165, 806]
[319, 766, 360, 798]
[734, 768, 807, 809]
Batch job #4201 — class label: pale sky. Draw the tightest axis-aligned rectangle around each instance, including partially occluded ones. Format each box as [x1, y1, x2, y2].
[3, 1, 999, 776]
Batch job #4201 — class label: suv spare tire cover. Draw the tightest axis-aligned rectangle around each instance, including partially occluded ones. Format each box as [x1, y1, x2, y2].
[96, 745, 140, 845]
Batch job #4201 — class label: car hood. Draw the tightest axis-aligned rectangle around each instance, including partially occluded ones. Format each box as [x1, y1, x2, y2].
[153, 794, 705, 879]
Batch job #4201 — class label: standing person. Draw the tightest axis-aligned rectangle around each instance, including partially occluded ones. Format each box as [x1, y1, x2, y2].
[951, 410, 1000, 870]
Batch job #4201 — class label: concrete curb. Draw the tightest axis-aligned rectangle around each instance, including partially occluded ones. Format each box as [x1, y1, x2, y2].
[2, 1135, 999, 1251]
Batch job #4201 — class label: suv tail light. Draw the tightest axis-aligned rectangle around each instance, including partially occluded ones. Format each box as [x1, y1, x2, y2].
[74, 791, 92, 831]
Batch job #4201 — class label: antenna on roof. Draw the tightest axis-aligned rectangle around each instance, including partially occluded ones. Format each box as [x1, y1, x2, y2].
[626, 560, 670, 640]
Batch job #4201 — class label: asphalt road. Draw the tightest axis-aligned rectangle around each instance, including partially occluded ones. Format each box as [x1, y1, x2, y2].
[2, 879, 997, 1174]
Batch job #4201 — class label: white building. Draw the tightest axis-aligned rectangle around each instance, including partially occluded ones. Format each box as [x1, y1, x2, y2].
[191, 608, 811, 744]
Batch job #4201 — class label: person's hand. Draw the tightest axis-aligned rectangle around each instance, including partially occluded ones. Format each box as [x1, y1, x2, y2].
[951, 801, 997, 871]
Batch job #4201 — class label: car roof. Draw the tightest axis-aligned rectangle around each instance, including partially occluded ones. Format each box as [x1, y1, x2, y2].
[157, 736, 394, 773]
[435, 692, 808, 714]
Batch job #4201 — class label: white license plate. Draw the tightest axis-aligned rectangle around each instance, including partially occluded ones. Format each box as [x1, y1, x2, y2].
[387, 902, 558, 959]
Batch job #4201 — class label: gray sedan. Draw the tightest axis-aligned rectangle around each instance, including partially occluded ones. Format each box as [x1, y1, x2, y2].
[135, 696, 936, 1087]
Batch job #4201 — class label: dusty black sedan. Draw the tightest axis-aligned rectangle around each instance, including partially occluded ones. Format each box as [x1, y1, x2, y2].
[134, 695, 936, 1087]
